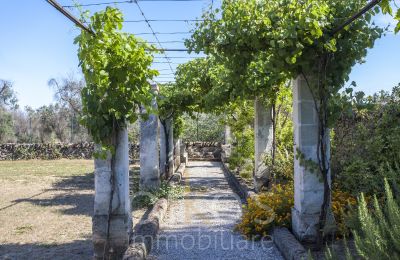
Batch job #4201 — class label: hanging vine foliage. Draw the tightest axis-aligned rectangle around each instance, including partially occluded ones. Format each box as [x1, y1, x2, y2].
[185, 0, 387, 244]
[75, 7, 158, 152]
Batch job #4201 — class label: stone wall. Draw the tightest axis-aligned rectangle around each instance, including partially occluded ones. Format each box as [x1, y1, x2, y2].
[0, 143, 140, 161]
[186, 142, 222, 160]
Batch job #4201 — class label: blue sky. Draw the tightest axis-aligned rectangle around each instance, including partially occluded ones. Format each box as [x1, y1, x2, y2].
[0, 0, 399, 109]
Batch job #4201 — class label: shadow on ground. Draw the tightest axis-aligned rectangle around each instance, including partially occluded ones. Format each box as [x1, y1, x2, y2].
[10, 173, 94, 216]
[0, 240, 93, 260]
[9, 168, 140, 217]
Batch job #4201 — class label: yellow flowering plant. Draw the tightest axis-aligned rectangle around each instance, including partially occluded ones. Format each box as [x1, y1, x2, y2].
[236, 183, 357, 239]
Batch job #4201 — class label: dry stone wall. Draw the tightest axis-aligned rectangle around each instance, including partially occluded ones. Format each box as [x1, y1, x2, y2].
[186, 142, 222, 160]
[0, 143, 139, 161]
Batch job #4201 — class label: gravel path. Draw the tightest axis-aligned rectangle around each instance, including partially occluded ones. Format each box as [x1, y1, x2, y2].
[148, 161, 283, 260]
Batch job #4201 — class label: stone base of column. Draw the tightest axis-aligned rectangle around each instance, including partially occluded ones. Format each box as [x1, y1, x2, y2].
[93, 214, 131, 259]
[291, 207, 320, 243]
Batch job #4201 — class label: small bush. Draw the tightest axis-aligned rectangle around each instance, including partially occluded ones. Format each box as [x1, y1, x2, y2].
[240, 170, 252, 179]
[353, 180, 400, 259]
[131, 182, 184, 209]
[332, 190, 357, 237]
[236, 183, 357, 239]
[236, 183, 293, 239]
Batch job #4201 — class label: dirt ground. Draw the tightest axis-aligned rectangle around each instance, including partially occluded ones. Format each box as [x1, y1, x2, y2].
[0, 159, 142, 260]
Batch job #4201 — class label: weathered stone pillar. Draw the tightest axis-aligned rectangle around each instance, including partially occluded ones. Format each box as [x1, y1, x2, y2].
[180, 141, 188, 164]
[165, 118, 174, 178]
[174, 139, 181, 168]
[159, 119, 167, 177]
[140, 85, 160, 190]
[291, 75, 331, 243]
[224, 125, 232, 145]
[254, 97, 273, 192]
[93, 127, 131, 259]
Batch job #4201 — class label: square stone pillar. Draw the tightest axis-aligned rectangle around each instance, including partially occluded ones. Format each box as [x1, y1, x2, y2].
[291, 75, 331, 243]
[180, 141, 187, 164]
[174, 139, 181, 168]
[224, 125, 232, 145]
[159, 119, 167, 177]
[93, 127, 131, 259]
[165, 118, 174, 178]
[140, 84, 160, 191]
[254, 97, 273, 192]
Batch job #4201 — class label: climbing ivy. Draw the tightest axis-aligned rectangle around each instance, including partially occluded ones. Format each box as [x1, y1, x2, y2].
[75, 7, 158, 152]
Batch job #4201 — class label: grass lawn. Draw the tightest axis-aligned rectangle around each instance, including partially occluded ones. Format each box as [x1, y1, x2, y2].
[0, 159, 141, 260]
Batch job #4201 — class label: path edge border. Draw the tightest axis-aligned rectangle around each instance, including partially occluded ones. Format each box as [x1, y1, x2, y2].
[220, 156, 307, 260]
[221, 159, 255, 203]
[271, 227, 308, 260]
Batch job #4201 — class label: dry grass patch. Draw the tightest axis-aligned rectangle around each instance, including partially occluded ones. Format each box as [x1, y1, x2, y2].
[0, 159, 94, 259]
[0, 160, 144, 259]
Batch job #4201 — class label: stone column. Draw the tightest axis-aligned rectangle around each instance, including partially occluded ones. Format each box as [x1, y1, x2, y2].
[224, 125, 232, 145]
[165, 118, 174, 178]
[254, 97, 273, 192]
[159, 119, 167, 177]
[140, 85, 160, 191]
[174, 139, 181, 168]
[93, 127, 131, 259]
[180, 141, 187, 164]
[291, 75, 331, 243]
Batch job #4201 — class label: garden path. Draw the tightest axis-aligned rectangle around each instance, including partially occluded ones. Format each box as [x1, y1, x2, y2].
[148, 161, 283, 260]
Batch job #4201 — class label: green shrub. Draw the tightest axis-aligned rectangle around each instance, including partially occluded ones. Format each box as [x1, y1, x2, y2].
[353, 180, 400, 259]
[239, 168, 253, 179]
[228, 127, 254, 171]
[131, 182, 184, 209]
[332, 86, 400, 197]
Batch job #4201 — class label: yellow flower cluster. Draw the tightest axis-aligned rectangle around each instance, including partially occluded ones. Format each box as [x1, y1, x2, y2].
[236, 183, 294, 239]
[332, 189, 357, 237]
[236, 183, 358, 239]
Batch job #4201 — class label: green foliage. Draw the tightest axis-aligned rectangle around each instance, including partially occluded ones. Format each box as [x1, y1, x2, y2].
[228, 127, 254, 172]
[75, 7, 158, 151]
[181, 113, 224, 142]
[127, 121, 140, 144]
[225, 100, 254, 171]
[131, 182, 184, 209]
[332, 85, 400, 197]
[0, 80, 18, 109]
[353, 180, 400, 259]
[173, 115, 184, 139]
[0, 108, 15, 143]
[263, 86, 294, 182]
[380, 0, 400, 33]
[188, 0, 383, 105]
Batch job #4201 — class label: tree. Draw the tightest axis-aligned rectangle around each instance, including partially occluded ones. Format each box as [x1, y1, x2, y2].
[0, 80, 18, 143]
[48, 73, 84, 114]
[0, 80, 18, 109]
[0, 108, 14, 142]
